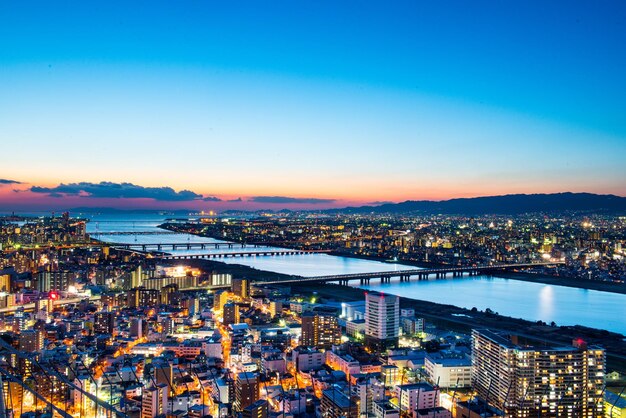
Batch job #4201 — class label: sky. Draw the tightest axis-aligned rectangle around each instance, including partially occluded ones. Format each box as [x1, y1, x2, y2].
[1, 1, 625, 211]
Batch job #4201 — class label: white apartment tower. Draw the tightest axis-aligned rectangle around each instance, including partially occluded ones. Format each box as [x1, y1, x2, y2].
[365, 291, 399, 349]
[142, 383, 168, 418]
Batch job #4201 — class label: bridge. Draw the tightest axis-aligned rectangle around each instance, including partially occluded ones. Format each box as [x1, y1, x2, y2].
[107, 242, 265, 251]
[257, 262, 564, 286]
[0, 295, 102, 314]
[158, 249, 330, 260]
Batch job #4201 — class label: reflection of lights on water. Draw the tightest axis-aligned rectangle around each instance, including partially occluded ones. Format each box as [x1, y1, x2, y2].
[538, 285, 555, 321]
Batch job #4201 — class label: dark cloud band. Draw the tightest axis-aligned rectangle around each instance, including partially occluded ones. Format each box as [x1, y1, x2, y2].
[0, 179, 22, 185]
[29, 181, 222, 202]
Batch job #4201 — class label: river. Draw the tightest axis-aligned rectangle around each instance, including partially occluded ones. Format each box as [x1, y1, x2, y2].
[83, 213, 626, 335]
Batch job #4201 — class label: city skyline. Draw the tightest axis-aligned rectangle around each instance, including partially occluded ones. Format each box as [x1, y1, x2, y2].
[1, 3, 625, 417]
[2, 1, 626, 210]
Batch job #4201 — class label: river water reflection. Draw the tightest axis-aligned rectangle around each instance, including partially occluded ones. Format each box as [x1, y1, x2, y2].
[84, 213, 626, 335]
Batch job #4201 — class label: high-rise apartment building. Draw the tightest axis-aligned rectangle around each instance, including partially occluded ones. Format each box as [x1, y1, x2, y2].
[142, 383, 168, 418]
[13, 307, 26, 332]
[471, 329, 605, 417]
[232, 278, 250, 299]
[94, 311, 115, 334]
[19, 329, 44, 352]
[235, 372, 259, 411]
[365, 292, 399, 349]
[223, 302, 240, 326]
[127, 287, 160, 308]
[300, 311, 342, 349]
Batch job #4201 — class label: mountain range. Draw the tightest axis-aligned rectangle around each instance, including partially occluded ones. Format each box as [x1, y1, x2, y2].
[324, 193, 626, 215]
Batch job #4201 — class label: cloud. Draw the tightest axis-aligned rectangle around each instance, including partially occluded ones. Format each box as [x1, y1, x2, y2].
[202, 196, 222, 202]
[0, 179, 22, 185]
[250, 196, 336, 204]
[29, 181, 215, 202]
[228, 197, 243, 202]
[368, 201, 394, 206]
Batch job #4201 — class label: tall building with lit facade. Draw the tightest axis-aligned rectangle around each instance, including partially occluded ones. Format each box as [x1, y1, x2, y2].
[232, 278, 250, 298]
[94, 311, 115, 334]
[13, 307, 26, 332]
[471, 329, 605, 418]
[300, 311, 342, 349]
[19, 329, 44, 352]
[223, 302, 240, 326]
[127, 287, 160, 308]
[235, 372, 259, 411]
[142, 383, 168, 418]
[365, 291, 399, 349]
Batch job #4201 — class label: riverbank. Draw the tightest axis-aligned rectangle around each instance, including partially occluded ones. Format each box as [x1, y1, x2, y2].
[328, 251, 626, 295]
[290, 282, 626, 373]
[159, 258, 300, 283]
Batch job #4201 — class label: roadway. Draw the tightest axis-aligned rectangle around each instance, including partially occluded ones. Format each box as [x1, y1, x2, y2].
[0, 295, 101, 314]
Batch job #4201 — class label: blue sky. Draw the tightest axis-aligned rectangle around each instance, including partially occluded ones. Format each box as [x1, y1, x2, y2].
[1, 1, 625, 209]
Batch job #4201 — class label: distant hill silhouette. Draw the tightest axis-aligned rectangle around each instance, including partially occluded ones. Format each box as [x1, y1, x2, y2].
[326, 193, 626, 215]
